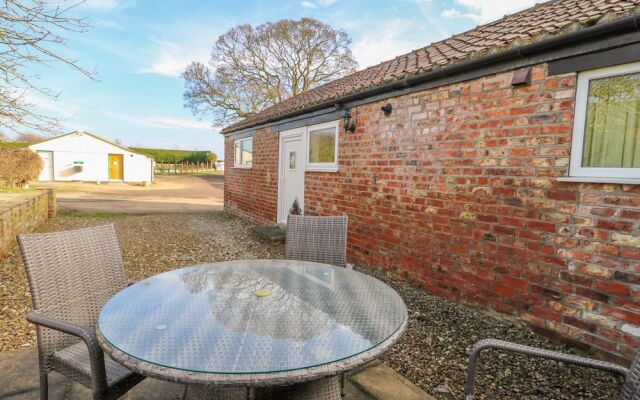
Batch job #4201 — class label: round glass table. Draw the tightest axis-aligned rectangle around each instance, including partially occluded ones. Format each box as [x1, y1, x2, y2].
[97, 259, 407, 399]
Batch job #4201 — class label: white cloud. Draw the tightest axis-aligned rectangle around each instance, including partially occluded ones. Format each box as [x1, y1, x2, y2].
[138, 24, 223, 78]
[301, 0, 337, 9]
[104, 111, 216, 131]
[446, 0, 538, 23]
[138, 39, 210, 78]
[352, 19, 428, 69]
[24, 92, 78, 120]
[441, 8, 459, 18]
[81, 0, 120, 11]
[441, 7, 481, 21]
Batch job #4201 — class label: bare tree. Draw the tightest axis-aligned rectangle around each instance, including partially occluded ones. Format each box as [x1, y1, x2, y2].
[0, 1, 94, 135]
[15, 131, 47, 143]
[182, 18, 358, 125]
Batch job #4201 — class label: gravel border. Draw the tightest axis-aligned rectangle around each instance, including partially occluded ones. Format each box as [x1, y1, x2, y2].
[359, 265, 623, 400]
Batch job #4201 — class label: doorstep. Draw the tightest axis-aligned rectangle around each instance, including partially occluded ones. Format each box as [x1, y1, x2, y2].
[251, 224, 286, 242]
[349, 361, 435, 400]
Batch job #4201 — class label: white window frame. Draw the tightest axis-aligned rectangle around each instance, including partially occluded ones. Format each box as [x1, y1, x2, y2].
[233, 137, 253, 169]
[565, 61, 640, 184]
[306, 120, 339, 172]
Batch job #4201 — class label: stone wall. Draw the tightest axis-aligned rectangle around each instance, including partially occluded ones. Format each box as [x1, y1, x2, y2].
[0, 190, 56, 258]
[224, 63, 640, 364]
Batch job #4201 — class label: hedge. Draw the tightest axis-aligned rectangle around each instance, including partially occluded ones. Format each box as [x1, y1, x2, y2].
[130, 148, 217, 163]
[0, 141, 30, 149]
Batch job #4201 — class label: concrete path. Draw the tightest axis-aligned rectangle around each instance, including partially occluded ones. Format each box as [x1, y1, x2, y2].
[32, 175, 224, 214]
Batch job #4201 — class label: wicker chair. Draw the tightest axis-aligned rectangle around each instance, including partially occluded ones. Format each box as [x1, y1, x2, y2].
[465, 339, 639, 399]
[18, 224, 144, 400]
[285, 214, 349, 397]
[285, 215, 348, 268]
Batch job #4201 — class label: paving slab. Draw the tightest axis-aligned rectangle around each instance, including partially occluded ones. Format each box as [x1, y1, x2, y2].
[0, 348, 69, 400]
[350, 361, 435, 400]
[0, 349, 377, 400]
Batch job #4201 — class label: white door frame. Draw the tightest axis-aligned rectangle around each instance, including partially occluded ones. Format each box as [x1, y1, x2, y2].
[277, 127, 306, 224]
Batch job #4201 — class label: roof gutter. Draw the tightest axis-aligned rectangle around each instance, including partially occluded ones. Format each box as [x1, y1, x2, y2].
[224, 13, 640, 135]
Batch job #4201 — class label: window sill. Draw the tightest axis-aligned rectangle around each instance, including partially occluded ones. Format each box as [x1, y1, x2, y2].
[557, 177, 640, 185]
[306, 166, 339, 173]
[233, 165, 252, 169]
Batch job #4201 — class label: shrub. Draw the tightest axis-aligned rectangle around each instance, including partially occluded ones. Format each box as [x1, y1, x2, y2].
[0, 149, 43, 188]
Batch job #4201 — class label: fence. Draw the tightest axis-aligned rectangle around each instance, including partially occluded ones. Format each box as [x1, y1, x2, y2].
[155, 161, 218, 175]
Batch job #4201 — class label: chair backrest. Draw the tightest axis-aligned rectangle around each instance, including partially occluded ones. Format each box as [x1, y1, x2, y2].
[285, 215, 348, 268]
[18, 224, 128, 359]
[621, 352, 639, 400]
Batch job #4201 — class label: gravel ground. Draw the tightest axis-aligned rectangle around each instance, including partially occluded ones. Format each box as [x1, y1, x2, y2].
[0, 211, 283, 352]
[0, 211, 623, 399]
[361, 266, 624, 400]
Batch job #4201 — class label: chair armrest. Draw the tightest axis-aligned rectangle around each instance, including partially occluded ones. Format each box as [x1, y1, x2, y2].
[26, 310, 108, 393]
[464, 338, 629, 400]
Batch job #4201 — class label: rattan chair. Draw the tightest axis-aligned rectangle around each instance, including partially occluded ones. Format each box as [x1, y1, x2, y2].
[18, 224, 144, 400]
[285, 215, 349, 268]
[285, 214, 349, 397]
[465, 339, 639, 399]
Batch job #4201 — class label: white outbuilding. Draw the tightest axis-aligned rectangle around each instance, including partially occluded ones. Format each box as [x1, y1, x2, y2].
[29, 131, 154, 183]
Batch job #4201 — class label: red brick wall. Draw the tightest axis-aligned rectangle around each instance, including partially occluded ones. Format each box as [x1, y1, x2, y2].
[224, 63, 639, 364]
[224, 127, 278, 225]
[305, 64, 639, 364]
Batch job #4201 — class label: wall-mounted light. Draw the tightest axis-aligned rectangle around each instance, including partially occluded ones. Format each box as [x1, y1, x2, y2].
[342, 110, 356, 132]
[381, 103, 393, 116]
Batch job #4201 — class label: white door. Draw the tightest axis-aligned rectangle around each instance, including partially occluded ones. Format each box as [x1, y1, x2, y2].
[278, 130, 306, 224]
[37, 151, 54, 181]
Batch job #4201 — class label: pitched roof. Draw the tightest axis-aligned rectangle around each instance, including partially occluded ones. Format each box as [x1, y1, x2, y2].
[222, 0, 640, 134]
[31, 131, 153, 158]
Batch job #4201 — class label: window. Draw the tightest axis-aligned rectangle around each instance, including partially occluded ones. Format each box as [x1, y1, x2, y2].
[568, 62, 640, 182]
[234, 137, 253, 168]
[307, 121, 339, 171]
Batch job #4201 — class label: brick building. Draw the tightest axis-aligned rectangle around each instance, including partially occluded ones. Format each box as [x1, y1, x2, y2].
[222, 0, 640, 364]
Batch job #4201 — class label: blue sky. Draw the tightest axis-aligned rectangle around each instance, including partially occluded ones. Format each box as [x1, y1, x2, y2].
[18, 0, 537, 157]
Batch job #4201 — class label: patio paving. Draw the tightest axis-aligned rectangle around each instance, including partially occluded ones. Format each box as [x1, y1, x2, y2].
[0, 348, 432, 400]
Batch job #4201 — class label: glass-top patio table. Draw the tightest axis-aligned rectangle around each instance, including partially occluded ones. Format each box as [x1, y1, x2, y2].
[96, 259, 407, 399]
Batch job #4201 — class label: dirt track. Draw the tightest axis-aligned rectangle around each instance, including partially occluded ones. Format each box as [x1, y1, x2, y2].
[32, 174, 224, 213]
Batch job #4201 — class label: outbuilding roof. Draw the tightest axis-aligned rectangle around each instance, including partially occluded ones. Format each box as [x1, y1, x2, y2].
[222, 0, 640, 134]
[31, 131, 153, 159]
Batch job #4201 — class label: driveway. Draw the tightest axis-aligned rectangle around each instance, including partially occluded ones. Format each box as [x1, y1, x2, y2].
[32, 175, 223, 213]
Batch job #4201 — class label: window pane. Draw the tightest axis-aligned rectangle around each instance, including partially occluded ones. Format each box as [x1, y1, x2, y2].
[241, 139, 252, 165]
[234, 142, 241, 165]
[582, 72, 640, 168]
[308, 128, 336, 163]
